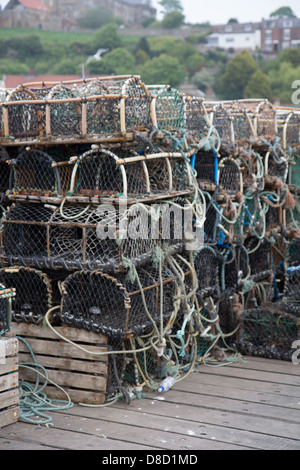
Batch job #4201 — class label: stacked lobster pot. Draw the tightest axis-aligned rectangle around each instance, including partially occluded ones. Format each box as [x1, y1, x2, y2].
[0, 75, 299, 404]
[185, 96, 300, 361]
[0, 76, 210, 401]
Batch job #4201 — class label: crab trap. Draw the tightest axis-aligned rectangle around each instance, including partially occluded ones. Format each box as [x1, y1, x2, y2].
[218, 157, 243, 194]
[66, 145, 194, 203]
[7, 149, 72, 202]
[0, 266, 66, 325]
[276, 110, 300, 150]
[0, 284, 16, 335]
[148, 85, 185, 135]
[0, 76, 155, 146]
[59, 255, 193, 341]
[193, 149, 219, 189]
[193, 245, 220, 300]
[205, 103, 233, 150]
[234, 305, 299, 361]
[184, 96, 209, 145]
[226, 103, 255, 145]
[0, 201, 188, 272]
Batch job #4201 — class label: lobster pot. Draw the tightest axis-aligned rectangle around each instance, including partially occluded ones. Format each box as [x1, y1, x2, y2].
[0, 76, 154, 145]
[0, 266, 66, 325]
[265, 148, 289, 181]
[7, 149, 71, 200]
[276, 111, 300, 149]
[0, 284, 16, 334]
[247, 238, 272, 281]
[194, 150, 218, 187]
[194, 246, 220, 300]
[228, 104, 254, 144]
[218, 157, 242, 193]
[59, 262, 186, 340]
[254, 100, 277, 139]
[236, 306, 299, 361]
[68, 147, 193, 202]
[219, 200, 245, 242]
[81, 76, 153, 136]
[0, 202, 186, 272]
[219, 244, 249, 292]
[210, 104, 233, 149]
[150, 85, 185, 133]
[185, 96, 209, 145]
[1, 86, 45, 141]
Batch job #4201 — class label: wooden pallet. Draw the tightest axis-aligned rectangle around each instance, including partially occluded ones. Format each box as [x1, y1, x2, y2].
[0, 336, 20, 429]
[6, 323, 108, 405]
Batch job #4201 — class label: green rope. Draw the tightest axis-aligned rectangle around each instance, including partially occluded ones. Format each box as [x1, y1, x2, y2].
[17, 336, 74, 426]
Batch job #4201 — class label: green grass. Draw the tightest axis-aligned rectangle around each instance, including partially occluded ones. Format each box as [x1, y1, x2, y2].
[0, 27, 93, 44]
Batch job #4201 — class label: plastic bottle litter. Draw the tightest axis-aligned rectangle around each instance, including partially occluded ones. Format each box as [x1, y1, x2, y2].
[158, 376, 175, 392]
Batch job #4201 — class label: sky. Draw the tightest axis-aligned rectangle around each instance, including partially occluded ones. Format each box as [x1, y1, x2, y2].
[0, 0, 300, 25]
[152, 0, 300, 24]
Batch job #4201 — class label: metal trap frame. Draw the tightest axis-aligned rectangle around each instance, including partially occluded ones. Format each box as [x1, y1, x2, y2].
[0, 76, 155, 146]
[0, 201, 187, 272]
[276, 110, 300, 150]
[7, 148, 72, 201]
[66, 145, 194, 203]
[59, 257, 192, 341]
[0, 266, 66, 325]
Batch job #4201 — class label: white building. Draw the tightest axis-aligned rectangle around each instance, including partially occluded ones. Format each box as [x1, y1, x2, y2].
[206, 22, 261, 51]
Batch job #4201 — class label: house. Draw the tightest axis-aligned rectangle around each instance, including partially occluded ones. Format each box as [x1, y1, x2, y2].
[0, 0, 50, 29]
[0, 0, 157, 31]
[206, 22, 262, 51]
[261, 16, 300, 52]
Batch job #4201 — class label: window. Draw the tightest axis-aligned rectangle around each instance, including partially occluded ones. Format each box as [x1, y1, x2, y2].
[244, 24, 252, 31]
[225, 37, 234, 42]
[283, 29, 291, 40]
[225, 24, 233, 32]
[265, 30, 272, 40]
[283, 19, 293, 27]
[282, 41, 290, 49]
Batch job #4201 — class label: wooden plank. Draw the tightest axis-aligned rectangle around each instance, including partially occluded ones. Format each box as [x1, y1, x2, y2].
[0, 421, 161, 450]
[0, 407, 19, 429]
[196, 363, 300, 386]
[174, 375, 300, 409]
[18, 352, 107, 375]
[0, 389, 20, 410]
[0, 358, 18, 379]
[188, 369, 300, 397]
[20, 367, 107, 392]
[17, 337, 108, 361]
[8, 323, 109, 405]
[29, 410, 251, 450]
[8, 322, 107, 347]
[64, 402, 300, 450]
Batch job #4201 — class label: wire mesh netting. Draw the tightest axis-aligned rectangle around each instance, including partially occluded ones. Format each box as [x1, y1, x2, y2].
[0, 283, 16, 335]
[0, 266, 66, 324]
[0, 76, 154, 144]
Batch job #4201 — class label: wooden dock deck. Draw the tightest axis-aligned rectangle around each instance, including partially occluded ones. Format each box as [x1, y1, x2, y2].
[0, 355, 299, 451]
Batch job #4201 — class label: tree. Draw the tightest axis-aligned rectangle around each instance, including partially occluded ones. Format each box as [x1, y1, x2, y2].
[219, 51, 258, 99]
[159, 0, 184, 14]
[244, 70, 272, 100]
[270, 6, 296, 17]
[268, 62, 300, 104]
[92, 23, 122, 51]
[140, 53, 186, 87]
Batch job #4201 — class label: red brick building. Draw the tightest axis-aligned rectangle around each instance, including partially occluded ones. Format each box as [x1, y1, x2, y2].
[261, 16, 300, 53]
